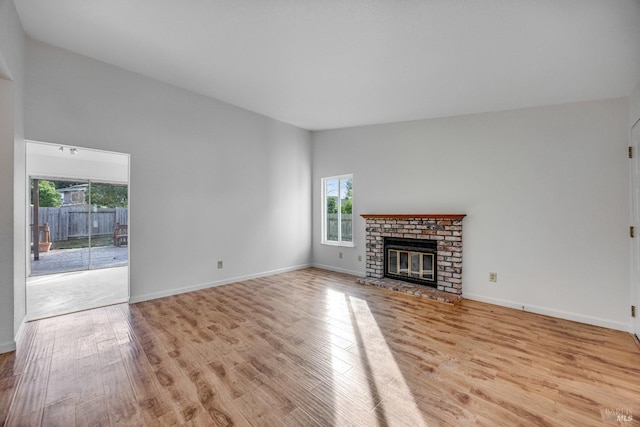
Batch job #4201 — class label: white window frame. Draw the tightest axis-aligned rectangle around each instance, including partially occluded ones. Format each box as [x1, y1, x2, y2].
[321, 174, 354, 247]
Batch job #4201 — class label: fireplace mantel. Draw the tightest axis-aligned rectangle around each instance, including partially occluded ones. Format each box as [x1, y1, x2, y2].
[361, 214, 466, 220]
[359, 213, 465, 303]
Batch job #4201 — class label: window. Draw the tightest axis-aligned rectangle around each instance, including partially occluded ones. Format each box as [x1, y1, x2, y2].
[322, 174, 353, 246]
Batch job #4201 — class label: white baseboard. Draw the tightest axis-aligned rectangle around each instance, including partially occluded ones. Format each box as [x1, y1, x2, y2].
[129, 264, 311, 304]
[0, 318, 26, 354]
[312, 263, 364, 278]
[463, 293, 629, 332]
[14, 317, 26, 347]
[0, 339, 16, 354]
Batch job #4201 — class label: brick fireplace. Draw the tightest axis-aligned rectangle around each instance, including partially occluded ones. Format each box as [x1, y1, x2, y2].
[358, 214, 465, 303]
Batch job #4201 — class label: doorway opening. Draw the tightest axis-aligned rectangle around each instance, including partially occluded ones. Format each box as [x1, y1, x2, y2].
[26, 142, 130, 320]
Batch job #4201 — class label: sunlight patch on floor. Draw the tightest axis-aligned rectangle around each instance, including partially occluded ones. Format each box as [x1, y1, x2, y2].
[325, 288, 427, 426]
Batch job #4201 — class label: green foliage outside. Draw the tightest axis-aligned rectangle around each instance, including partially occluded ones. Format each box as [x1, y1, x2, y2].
[327, 196, 338, 214]
[326, 197, 352, 214]
[342, 199, 352, 214]
[32, 180, 62, 207]
[341, 179, 353, 214]
[32, 181, 128, 208]
[326, 179, 352, 214]
[85, 184, 128, 208]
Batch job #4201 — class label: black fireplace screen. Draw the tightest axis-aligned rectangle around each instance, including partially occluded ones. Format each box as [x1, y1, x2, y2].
[384, 237, 437, 287]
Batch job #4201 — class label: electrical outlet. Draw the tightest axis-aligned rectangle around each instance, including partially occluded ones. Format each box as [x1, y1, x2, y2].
[339, 252, 343, 259]
[358, 255, 362, 262]
[217, 261, 223, 269]
[489, 272, 497, 282]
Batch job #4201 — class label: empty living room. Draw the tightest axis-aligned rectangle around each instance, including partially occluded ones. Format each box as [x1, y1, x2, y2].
[1, 1, 640, 426]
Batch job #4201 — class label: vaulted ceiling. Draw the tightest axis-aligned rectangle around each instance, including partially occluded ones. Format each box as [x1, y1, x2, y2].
[14, 0, 640, 130]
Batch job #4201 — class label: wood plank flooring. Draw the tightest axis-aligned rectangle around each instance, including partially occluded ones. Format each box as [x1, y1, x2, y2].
[1, 267, 639, 426]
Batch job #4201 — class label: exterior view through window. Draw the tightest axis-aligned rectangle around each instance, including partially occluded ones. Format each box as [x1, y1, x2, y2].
[322, 174, 353, 245]
[30, 178, 129, 275]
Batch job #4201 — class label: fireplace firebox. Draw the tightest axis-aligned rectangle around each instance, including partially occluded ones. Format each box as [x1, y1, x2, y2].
[384, 237, 438, 287]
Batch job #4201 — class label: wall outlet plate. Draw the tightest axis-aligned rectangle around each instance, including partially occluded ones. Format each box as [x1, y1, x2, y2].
[489, 272, 497, 282]
[217, 261, 223, 269]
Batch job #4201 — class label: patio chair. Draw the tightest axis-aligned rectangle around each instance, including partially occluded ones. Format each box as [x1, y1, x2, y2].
[113, 223, 128, 247]
[35, 223, 51, 252]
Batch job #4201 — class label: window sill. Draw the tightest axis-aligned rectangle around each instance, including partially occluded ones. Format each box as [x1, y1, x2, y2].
[321, 241, 356, 248]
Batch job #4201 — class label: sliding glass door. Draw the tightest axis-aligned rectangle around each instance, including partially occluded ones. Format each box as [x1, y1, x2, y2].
[30, 178, 129, 276]
[85, 182, 129, 271]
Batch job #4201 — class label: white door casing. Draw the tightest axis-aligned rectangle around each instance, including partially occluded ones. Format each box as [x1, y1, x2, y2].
[630, 119, 640, 338]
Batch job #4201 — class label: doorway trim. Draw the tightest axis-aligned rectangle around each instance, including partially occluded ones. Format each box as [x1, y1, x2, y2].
[630, 117, 640, 339]
[25, 141, 131, 320]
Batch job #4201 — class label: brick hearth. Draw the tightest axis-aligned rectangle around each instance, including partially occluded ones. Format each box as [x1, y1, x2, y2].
[360, 214, 465, 303]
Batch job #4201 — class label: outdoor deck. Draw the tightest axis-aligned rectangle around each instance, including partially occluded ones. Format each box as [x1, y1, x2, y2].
[30, 245, 128, 275]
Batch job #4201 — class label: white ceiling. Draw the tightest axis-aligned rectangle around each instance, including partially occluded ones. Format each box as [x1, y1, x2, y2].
[14, 0, 640, 130]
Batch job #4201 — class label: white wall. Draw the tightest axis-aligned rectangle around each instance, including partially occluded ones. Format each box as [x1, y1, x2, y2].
[631, 76, 640, 127]
[0, 0, 26, 353]
[312, 98, 630, 330]
[25, 38, 312, 303]
[0, 79, 16, 353]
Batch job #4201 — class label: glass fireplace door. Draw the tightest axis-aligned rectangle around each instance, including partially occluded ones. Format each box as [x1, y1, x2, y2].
[387, 249, 435, 282]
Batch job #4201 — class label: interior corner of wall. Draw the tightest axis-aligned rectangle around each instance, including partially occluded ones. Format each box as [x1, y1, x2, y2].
[0, 52, 12, 81]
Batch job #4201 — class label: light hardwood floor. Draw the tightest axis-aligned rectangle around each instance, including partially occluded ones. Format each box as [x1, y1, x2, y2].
[1, 268, 639, 426]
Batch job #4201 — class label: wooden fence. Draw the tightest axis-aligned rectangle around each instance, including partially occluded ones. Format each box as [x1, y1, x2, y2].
[31, 206, 128, 242]
[326, 213, 353, 241]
